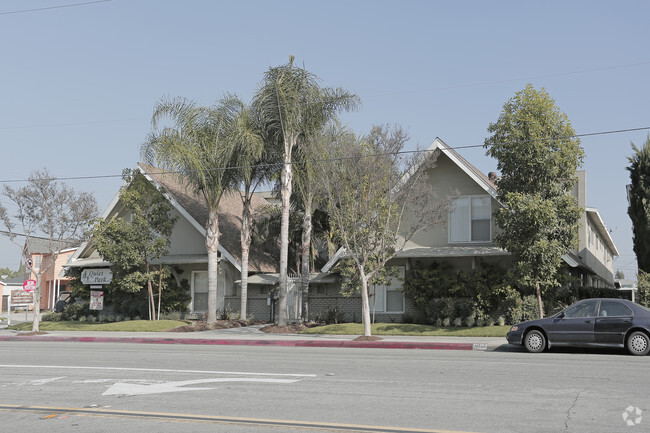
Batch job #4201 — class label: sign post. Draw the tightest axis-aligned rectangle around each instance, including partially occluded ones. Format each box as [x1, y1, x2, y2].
[82, 269, 112, 312]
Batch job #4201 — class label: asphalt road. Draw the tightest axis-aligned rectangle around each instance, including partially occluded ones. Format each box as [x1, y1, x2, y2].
[0, 342, 648, 433]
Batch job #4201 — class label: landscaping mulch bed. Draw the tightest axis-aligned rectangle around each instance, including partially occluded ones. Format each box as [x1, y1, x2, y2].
[353, 335, 383, 341]
[169, 319, 265, 332]
[260, 323, 311, 334]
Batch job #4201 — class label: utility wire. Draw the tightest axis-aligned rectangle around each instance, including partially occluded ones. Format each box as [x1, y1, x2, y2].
[0, 0, 111, 16]
[0, 125, 647, 184]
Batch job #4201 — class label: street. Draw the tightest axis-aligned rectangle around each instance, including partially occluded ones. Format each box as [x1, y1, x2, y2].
[0, 342, 648, 432]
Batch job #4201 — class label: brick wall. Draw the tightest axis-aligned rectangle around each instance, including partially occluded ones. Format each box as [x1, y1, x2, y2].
[225, 282, 419, 323]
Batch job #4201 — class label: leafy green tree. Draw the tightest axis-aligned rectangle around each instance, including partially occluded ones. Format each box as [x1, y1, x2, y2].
[143, 96, 239, 323]
[320, 125, 448, 336]
[638, 271, 650, 308]
[615, 269, 625, 280]
[0, 169, 97, 331]
[92, 171, 177, 319]
[253, 56, 358, 326]
[627, 135, 650, 273]
[485, 84, 585, 318]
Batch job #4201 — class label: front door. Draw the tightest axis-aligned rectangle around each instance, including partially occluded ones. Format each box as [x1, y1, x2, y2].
[549, 299, 598, 345]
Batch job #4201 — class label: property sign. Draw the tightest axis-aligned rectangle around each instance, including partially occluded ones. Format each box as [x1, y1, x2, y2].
[81, 268, 113, 285]
[23, 279, 36, 292]
[89, 290, 104, 310]
[11, 290, 33, 305]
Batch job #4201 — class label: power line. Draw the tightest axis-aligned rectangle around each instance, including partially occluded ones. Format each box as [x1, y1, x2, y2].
[0, 0, 111, 16]
[0, 125, 647, 185]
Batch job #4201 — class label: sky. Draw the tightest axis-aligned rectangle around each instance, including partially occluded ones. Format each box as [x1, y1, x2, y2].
[0, 0, 648, 279]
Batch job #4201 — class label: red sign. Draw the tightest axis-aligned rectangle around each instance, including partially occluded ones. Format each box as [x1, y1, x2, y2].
[23, 279, 36, 292]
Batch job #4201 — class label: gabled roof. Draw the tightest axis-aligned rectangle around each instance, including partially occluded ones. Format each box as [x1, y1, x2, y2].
[70, 163, 279, 273]
[25, 237, 79, 255]
[322, 137, 496, 272]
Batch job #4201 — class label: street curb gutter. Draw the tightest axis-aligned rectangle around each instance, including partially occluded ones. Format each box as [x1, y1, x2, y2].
[0, 335, 488, 350]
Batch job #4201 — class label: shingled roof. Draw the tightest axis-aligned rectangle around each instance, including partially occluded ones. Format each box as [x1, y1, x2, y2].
[138, 163, 279, 273]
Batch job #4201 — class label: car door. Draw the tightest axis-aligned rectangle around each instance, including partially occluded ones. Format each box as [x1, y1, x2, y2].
[594, 300, 633, 346]
[549, 299, 598, 345]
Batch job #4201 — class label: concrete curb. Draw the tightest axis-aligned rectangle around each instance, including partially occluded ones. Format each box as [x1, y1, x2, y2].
[0, 335, 488, 350]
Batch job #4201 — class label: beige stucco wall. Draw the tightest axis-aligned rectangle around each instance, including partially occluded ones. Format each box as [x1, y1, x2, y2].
[400, 152, 500, 250]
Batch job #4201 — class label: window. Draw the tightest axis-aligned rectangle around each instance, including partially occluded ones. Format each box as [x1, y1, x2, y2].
[598, 300, 632, 317]
[563, 300, 598, 318]
[370, 267, 405, 313]
[33, 255, 43, 271]
[192, 271, 209, 312]
[449, 196, 491, 242]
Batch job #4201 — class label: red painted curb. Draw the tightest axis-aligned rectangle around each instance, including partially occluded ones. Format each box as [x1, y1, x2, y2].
[0, 335, 477, 350]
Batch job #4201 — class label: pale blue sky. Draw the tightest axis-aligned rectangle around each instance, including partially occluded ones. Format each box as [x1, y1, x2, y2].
[1, 0, 648, 278]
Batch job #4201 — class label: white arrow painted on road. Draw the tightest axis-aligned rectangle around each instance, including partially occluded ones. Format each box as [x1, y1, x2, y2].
[30, 377, 66, 385]
[102, 377, 300, 396]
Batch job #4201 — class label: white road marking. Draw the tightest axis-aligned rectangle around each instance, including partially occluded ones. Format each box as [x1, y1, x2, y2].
[102, 377, 300, 396]
[30, 377, 66, 385]
[0, 364, 316, 377]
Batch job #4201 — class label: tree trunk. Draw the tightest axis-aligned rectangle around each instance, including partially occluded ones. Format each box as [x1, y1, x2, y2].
[240, 197, 252, 320]
[277, 139, 294, 327]
[31, 274, 42, 332]
[146, 263, 155, 321]
[157, 264, 162, 321]
[300, 198, 312, 323]
[536, 280, 544, 319]
[359, 270, 372, 337]
[206, 207, 220, 323]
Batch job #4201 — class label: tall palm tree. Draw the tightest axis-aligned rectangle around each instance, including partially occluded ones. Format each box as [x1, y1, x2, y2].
[253, 56, 359, 326]
[142, 96, 238, 323]
[219, 93, 269, 320]
[292, 123, 347, 321]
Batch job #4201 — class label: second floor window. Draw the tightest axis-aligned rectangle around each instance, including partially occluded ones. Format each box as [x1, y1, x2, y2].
[449, 196, 491, 242]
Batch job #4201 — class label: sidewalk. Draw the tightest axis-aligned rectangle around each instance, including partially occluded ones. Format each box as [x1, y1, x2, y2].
[0, 315, 509, 351]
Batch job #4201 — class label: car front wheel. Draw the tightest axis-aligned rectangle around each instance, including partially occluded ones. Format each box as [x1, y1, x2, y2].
[524, 330, 546, 353]
[627, 331, 650, 356]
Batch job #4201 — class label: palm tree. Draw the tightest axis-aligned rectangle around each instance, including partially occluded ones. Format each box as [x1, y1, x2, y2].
[253, 56, 359, 326]
[292, 123, 347, 321]
[219, 94, 269, 320]
[142, 96, 238, 323]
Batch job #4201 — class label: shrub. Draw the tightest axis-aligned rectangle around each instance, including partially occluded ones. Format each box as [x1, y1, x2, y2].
[497, 316, 505, 326]
[315, 305, 346, 324]
[435, 318, 442, 327]
[453, 317, 463, 327]
[465, 314, 475, 327]
[42, 312, 63, 322]
[442, 317, 451, 327]
[62, 302, 94, 321]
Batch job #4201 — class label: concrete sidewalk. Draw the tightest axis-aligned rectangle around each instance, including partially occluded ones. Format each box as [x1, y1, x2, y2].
[0, 318, 508, 351]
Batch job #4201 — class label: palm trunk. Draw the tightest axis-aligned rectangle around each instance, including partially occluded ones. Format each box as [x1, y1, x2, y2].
[359, 269, 372, 337]
[277, 139, 294, 327]
[536, 280, 544, 319]
[300, 199, 312, 323]
[240, 197, 252, 320]
[206, 207, 220, 323]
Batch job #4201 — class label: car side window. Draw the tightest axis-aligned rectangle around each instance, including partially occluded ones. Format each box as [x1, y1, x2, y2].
[564, 300, 598, 318]
[598, 300, 632, 317]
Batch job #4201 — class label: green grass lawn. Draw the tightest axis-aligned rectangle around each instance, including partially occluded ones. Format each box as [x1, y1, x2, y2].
[300, 323, 510, 337]
[7, 320, 188, 332]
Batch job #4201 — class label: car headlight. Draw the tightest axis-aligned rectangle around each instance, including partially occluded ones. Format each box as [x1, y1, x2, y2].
[510, 326, 519, 332]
